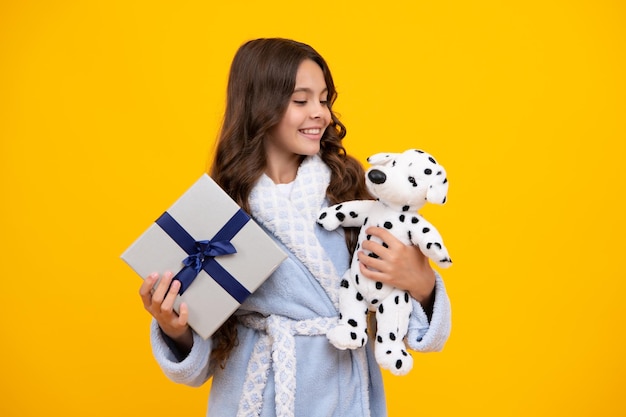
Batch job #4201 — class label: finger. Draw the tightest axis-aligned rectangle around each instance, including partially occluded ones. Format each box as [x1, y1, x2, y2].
[139, 273, 157, 297]
[139, 273, 159, 308]
[358, 258, 388, 282]
[160, 279, 181, 315]
[358, 250, 388, 275]
[177, 302, 189, 327]
[360, 238, 390, 258]
[365, 226, 403, 249]
[152, 271, 174, 305]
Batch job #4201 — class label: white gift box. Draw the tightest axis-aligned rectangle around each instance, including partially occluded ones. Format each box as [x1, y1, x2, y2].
[121, 174, 287, 339]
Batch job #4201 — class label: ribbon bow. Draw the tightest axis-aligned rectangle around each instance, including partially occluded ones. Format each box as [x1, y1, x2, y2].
[183, 240, 237, 272]
[155, 210, 251, 301]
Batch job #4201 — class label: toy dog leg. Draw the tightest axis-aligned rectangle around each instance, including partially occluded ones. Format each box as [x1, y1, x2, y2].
[412, 219, 452, 268]
[374, 289, 413, 376]
[327, 270, 369, 350]
[317, 201, 377, 231]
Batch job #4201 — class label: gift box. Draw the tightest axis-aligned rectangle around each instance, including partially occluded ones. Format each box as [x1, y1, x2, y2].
[121, 174, 287, 339]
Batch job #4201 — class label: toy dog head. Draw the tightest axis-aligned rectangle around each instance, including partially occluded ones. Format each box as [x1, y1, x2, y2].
[366, 149, 448, 210]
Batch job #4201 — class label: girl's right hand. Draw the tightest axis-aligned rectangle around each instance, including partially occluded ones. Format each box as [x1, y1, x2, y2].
[139, 271, 193, 352]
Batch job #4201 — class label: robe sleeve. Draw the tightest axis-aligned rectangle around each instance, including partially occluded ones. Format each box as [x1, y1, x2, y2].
[149, 319, 215, 387]
[406, 272, 451, 352]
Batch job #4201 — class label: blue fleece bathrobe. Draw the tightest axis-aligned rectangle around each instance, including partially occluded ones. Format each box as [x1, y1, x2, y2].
[150, 156, 451, 417]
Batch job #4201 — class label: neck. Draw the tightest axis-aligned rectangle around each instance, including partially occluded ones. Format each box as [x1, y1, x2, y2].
[265, 154, 304, 184]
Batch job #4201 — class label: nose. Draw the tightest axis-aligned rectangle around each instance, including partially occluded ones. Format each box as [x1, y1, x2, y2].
[368, 169, 386, 184]
[311, 102, 329, 120]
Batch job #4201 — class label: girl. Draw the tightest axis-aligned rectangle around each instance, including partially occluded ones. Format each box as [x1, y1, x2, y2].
[139, 38, 451, 417]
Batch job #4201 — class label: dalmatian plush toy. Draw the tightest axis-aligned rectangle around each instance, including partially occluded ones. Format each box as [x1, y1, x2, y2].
[317, 149, 452, 376]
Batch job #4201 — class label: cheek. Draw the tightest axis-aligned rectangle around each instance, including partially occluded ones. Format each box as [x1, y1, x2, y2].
[324, 108, 332, 124]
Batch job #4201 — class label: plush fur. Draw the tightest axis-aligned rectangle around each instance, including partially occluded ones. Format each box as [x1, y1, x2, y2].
[317, 149, 452, 375]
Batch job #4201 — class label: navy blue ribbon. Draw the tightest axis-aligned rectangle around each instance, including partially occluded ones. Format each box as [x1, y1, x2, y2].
[155, 209, 251, 303]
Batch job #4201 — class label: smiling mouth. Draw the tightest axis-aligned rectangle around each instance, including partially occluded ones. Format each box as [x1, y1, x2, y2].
[300, 128, 322, 135]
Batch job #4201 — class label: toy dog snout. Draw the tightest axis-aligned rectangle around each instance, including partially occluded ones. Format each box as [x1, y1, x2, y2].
[368, 169, 386, 184]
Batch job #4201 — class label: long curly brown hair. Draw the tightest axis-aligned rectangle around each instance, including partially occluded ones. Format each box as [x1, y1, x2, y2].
[208, 38, 370, 367]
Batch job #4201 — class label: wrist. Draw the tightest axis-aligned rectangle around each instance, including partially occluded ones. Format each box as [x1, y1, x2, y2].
[162, 326, 194, 355]
[408, 268, 436, 305]
[410, 286, 434, 306]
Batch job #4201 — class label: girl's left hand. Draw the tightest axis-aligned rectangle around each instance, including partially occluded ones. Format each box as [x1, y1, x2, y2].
[357, 226, 436, 306]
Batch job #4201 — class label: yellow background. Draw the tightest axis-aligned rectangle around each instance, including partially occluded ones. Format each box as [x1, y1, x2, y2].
[2, 1, 625, 416]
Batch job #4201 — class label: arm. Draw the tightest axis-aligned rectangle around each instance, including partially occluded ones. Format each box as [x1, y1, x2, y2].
[150, 319, 215, 386]
[405, 272, 451, 352]
[140, 272, 193, 353]
[139, 272, 215, 386]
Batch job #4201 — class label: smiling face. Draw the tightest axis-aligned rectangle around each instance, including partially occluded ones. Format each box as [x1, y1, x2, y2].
[264, 59, 331, 183]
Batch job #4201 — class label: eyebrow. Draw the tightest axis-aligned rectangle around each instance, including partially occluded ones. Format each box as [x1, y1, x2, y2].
[292, 87, 328, 94]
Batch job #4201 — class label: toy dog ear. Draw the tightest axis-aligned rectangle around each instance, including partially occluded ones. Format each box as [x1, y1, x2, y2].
[367, 152, 397, 166]
[426, 171, 449, 205]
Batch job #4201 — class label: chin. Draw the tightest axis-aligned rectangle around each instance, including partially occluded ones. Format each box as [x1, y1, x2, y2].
[298, 144, 321, 156]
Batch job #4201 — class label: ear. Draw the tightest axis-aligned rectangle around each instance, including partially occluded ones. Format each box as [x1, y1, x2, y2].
[367, 152, 397, 166]
[426, 172, 449, 205]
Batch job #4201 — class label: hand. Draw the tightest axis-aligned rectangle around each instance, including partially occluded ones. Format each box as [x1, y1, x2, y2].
[139, 271, 193, 352]
[357, 226, 436, 306]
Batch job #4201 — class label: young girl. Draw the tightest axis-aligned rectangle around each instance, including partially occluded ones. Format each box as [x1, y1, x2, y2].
[139, 38, 451, 417]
